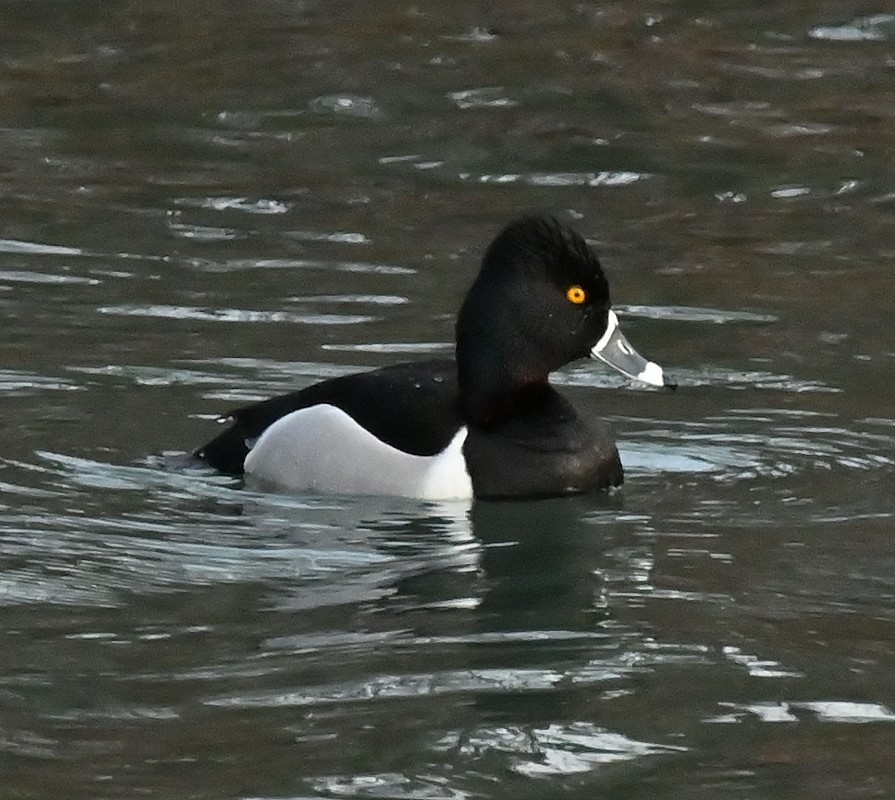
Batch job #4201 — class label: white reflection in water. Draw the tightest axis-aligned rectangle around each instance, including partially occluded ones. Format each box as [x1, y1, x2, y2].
[284, 229, 370, 244]
[312, 772, 471, 800]
[286, 293, 407, 305]
[809, 14, 895, 42]
[447, 86, 517, 109]
[165, 212, 245, 241]
[722, 646, 802, 678]
[309, 94, 384, 119]
[457, 170, 645, 187]
[435, 722, 686, 777]
[0, 238, 84, 256]
[195, 257, 416, 275]
[322, 342, 452, 354]
[0, 369, 84, 395]
[97, 304, 375, 325]
[309, 722, 686, 796]
[206, 668, 566, 708]
[710, 701, 895, 724]
[441, 27, 500, 43]
[172, 196, 290, 215]
[617, 303, 777, 324]
[771, 185, 811, 199]
[0, 269, 99, 285]
[207, 641, 711, 711]
[558, 364, 837, 392]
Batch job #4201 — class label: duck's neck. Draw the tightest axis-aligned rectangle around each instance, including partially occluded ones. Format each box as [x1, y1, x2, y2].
[456, 335, 551, 426]
[455, 271, 555, 426]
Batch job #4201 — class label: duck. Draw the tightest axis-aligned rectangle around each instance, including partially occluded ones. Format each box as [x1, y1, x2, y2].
[194, 215, 675, 500]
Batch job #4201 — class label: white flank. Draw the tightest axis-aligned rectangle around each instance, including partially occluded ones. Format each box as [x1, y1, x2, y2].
[244, 404, 473, 500]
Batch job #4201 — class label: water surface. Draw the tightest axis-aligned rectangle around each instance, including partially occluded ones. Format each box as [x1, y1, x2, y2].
[2, 2, 895, 798]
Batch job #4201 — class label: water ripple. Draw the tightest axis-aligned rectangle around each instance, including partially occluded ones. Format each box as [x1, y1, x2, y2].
[457, 170, 646, 187]
[310, 773, 471, 800]
[322, 341, 451, 354]
[559, 364, 836, 393]
[0, 369, 83, 395]
[206, 668, 567, 708]
[622, 411, 895, 480]
[809, 14, 895, 42]
[439, 722, 686, 777]
[194, 257, 416, 275]
[618, 304, 777, 324]
[447, 86, 517, 109]
[284, 229, 371, 245]
[97, 304, 375, 325]
[0, 239, 84, 256]
[710, 701, 895, 724]
[0, 269, 99, 286]
[309, 94, 384, 119]
[172, 196, 291, 215]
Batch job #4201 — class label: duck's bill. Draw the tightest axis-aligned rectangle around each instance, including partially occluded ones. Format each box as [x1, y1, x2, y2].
[591, 310, 677, 389]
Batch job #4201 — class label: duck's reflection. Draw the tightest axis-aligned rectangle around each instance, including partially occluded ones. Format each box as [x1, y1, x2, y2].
[235, 487, 623, 637]
[471, 496, 623, 632]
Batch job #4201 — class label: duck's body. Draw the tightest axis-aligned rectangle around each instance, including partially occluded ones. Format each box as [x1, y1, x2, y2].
[194, 216, 673, 500]
[197, 359, 622, 499]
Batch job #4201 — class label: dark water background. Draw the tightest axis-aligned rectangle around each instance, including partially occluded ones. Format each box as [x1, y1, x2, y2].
[2, 2, 895, 797]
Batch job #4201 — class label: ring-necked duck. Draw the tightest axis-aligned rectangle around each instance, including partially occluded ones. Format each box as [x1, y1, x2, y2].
[194, 215, 675, 500]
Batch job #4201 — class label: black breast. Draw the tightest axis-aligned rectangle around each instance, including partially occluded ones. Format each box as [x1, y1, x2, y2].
[462, 387, 622, 499]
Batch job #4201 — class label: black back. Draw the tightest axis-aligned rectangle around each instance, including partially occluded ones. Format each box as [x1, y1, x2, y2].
[196, 360, 463, 474]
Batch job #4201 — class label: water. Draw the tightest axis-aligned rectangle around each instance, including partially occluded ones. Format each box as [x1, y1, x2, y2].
[2, 2, 895, 797]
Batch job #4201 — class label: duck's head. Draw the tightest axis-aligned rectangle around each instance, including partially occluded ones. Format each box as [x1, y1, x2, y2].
[456, 216, 673, 422]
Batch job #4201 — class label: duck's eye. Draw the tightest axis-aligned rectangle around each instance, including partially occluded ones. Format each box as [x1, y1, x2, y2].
[566, 285, 587, 305]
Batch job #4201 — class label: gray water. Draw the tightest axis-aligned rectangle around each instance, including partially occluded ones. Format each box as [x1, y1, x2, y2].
[2, 2, 895, 798]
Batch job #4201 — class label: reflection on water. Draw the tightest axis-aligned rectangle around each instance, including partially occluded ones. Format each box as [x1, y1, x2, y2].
[2, 0, 895, 797]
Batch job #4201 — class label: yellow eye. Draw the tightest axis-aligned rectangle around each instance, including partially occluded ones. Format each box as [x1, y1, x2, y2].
[566, 285, 587, 305]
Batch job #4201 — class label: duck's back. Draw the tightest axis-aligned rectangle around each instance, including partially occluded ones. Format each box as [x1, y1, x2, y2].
[196, 359, 463, 475]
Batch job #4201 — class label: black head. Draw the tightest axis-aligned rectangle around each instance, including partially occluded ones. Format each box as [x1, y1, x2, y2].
[456, 216, 613, 420]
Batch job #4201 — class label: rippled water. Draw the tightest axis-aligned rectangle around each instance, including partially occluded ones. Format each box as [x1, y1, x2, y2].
[2, 2, 895, 798]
